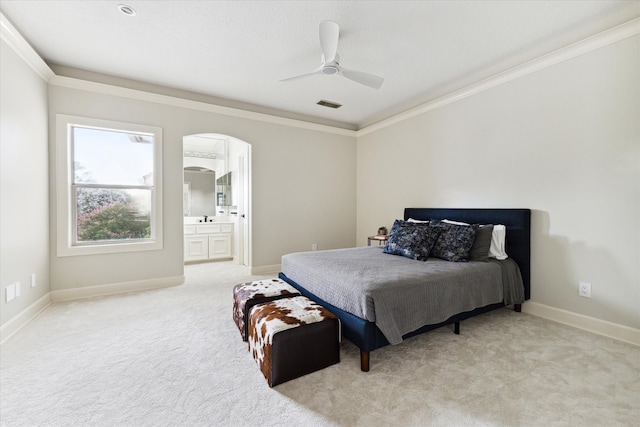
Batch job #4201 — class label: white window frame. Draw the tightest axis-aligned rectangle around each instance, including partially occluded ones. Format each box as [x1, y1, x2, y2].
[56, 114, 163, 256]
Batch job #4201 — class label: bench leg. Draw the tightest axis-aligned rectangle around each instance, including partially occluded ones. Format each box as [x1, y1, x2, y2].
[360, 350, 370, 372]
[454, 321, 460, 335]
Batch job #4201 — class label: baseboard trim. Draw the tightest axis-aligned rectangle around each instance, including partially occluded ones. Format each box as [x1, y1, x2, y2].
[50, 275, 185, 302]
[250, 264, 281, 276]
[1, 293, 52, 345]
[522, 301, 640, 346]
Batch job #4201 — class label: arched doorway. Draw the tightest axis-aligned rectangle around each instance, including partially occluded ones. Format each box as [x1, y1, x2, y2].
[182, 133, 251, 267]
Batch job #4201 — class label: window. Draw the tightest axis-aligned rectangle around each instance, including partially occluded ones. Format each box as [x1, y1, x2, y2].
[56, 115, 162, 256]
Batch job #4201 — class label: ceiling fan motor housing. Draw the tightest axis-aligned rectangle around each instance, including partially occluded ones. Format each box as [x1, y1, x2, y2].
[322, 65, 339, 75]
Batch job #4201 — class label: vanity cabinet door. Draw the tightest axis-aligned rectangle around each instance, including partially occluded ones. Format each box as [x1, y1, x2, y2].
[208, 234, 231, 259]
[185, 235, 209, 261]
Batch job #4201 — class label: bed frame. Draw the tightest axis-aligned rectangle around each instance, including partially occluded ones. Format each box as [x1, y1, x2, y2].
[279, 208, 531, 372]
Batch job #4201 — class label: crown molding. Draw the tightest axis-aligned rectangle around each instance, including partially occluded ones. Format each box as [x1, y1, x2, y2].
[1, 12, 354, 137]
[357, 17, 640, 137]
[0, 13, 54, 81]
[3, 10, 637, 139]
[49, 75, 357, 137]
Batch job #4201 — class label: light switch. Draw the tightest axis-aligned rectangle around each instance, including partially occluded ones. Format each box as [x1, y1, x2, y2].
[5, 284, 16, 302]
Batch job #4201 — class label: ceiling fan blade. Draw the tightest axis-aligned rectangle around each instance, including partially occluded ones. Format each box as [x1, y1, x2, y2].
[280, 65, 323, 82]
[340, 67, 384, 89]
[319, 20, 339, 63]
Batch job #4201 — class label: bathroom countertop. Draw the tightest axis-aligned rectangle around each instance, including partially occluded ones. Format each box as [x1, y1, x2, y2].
[184, 216, 234, 225]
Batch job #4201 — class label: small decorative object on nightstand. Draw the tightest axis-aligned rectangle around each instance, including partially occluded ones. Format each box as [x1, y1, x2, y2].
[368, 226, 388, 246]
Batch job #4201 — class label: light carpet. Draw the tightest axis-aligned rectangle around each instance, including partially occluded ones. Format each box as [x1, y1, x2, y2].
[1, 261, 639, 426]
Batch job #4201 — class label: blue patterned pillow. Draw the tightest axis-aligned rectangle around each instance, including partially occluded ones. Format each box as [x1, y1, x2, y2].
[431, 222, 478, 262]
[383, 220, 441, 261]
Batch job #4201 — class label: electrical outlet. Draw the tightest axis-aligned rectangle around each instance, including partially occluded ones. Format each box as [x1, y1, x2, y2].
[15, 282, 21, 298]
[312, 243, 318, 251]
[31, 273, 37, 288]
[578, 281, 592, 298]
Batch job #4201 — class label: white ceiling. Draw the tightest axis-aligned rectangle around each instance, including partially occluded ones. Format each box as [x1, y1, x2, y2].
[1, 1, 638, 130]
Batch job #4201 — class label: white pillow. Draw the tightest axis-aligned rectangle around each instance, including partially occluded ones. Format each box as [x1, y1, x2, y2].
[489, 224, 508, 260]
[406, 218, 429, 223]
[442, 219, 469, 226]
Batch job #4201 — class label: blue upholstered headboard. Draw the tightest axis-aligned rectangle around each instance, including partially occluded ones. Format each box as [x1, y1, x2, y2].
[404, 208, 531, 300]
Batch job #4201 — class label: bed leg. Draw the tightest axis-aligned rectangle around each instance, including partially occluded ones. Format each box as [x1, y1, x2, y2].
[454, 321, 460, 335]
[514, 304, 522, 313]
[360, 350, 370, 372]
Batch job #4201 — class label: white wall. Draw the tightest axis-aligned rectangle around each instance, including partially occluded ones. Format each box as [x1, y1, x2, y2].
[357, 35, 640, 329]
[0, 39, 50, 326]
[47, 83, 357, 290]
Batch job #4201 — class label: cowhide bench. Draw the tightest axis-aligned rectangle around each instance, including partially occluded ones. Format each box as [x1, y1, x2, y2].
[248, 295, 340, 387]
[232, 278, 300, 341]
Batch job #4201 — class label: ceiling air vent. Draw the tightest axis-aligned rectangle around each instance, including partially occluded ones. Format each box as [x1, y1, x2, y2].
[317, 100, 342, 109]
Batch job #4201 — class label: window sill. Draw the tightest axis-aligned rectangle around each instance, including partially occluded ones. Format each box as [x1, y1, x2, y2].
[57, 240, 163, 257]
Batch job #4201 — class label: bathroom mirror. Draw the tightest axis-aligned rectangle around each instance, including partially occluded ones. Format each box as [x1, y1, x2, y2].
[216, 172, 232, 207]
[183, 167, 216, 217]
[183, 135, 227, 217]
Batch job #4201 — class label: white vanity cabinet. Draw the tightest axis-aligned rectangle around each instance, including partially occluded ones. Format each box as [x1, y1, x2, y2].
[184, 223, 233, 262]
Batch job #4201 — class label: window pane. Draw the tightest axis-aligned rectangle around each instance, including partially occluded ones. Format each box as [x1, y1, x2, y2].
[73, 127, 154, 186]
[76, 188, 152, 242]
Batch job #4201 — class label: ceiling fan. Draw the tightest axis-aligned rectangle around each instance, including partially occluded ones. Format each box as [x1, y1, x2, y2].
[281, 20, 384, 90]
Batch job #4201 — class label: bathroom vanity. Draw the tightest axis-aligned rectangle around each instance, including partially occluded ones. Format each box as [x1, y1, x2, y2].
[184, 218, 233, 262]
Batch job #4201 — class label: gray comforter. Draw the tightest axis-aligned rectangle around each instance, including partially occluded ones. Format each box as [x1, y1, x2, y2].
[281, 246, 524, 345]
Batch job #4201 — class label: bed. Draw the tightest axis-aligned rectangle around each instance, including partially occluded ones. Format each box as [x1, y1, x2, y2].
[279, 208, 531, 371]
